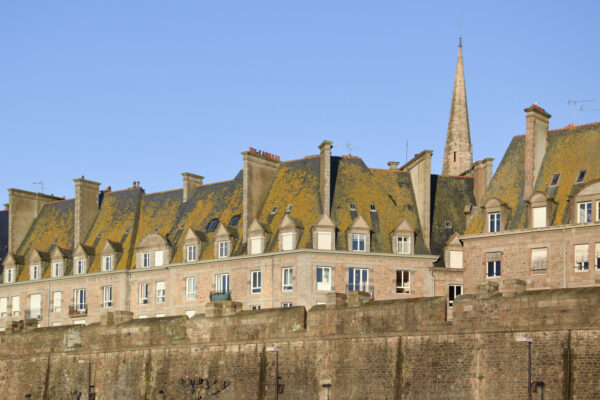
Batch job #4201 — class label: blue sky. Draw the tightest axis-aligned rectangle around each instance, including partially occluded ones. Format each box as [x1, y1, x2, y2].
[1, 1, 598, 204]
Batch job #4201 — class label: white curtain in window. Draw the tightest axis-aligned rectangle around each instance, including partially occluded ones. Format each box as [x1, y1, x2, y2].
[575, 245, 589, 264]
[449, 251, 463, 268]
[532, 207, 546, 228]
[250, 237, 262, 255]
[317, 232, 332, 250]
[281, 233, 294, 251]
[155, 250, 164, 267]
[531, 248, 547, 269]
[0, 298, 7, 314]
[12, 296, 20, 312]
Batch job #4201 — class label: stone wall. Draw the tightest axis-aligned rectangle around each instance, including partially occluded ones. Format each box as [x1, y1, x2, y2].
[1, 285, 600, 399]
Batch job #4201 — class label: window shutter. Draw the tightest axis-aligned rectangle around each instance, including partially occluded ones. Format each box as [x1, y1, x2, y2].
[282, 233, 294, 251]
[29, 294, 41, 310]
[317, 232, 332, 250]
[449, 251, 463, 268]
[250, 237, 262, 255]
[155, 250, 164, 267]
[532, 207, 546, 228]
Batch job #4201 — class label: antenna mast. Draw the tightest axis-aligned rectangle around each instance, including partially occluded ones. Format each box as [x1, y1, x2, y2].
[32, 181, 44, 193]
[568, 99, 594, 124]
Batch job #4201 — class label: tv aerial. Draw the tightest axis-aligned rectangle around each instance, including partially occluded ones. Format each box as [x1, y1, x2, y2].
[32, 181, 44, 193]
[568, 99, 595, 125]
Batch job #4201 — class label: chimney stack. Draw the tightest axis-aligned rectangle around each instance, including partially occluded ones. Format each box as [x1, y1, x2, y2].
[387, 161, 400, 170]
[74, 177, 100, 247]
[471, 158, 494, 205]
[182, 173, 204, 203]
[400, 150, 432, 250]
[523, 105, 551, 199]
[319, 141, 333, 216]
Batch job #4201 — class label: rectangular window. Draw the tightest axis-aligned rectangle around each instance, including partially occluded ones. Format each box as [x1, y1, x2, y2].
[155, 250, 164, 267]
[281, 302, 293, 308]
[11, 296, 20, 316]
[596, 243, 600, 269]
[532, 207, 546, 228]
[139, 283, 149, 304]
[29, 294, 41, 319]
[215, 274, 230, 293]
[102, 256, 113, 272]
[31, 265, 40, 280]
[250, 236, 262, 255]
[185, 277, 196, 300]
[578, 202, 592, 223]
[52, 262, 62, 278]
[316, 266, 332, 291]
[396, 270, 410, 294]
[142, 252, 151, 267]
[348, 268, 369, 292]
[218, 241, 229, 258]
[73, 289, 86, 311]
[448, 285, 463, 308]
[531, 248, 547, 274]
[597, 202, 600, 222]
[0, 297, 7, 317]
[489, 213, 500, 232]
[397, 237, 411, 254]
[575, 244, 589, 271]
[487, 252, 501, 277]
[75, 259, 86, 274]
[352, 233, 366, 251]
[317, 232, 332, 250]
[281, 233, 294, 251]
[251, 271, 261, 294]
[53, 291, 62, 313]
[251, 305, 261, 310]
[282, 267, 294, 291]
[6, 268, 14, 283]
[102, 286, 113, 308]
[187, 245, 197, 262]
[156, 281, 166, 303]
[449, 250, 463, 268]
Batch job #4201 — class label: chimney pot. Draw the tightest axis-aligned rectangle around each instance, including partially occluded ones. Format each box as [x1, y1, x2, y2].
[387, 161, 400, 170]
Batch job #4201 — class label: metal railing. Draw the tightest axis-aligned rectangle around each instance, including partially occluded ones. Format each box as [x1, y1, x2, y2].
[345, 284, 375, 298]
[209, 291, 232, 302]
[25, 309, 42, 319]
[69, 305, 87, 317]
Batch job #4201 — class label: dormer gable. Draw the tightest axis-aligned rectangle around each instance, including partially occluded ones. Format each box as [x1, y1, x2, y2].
[347, 215, 371, 252]
[73, 243, 95, 275]
[444, 232, 464, 268]
[3, 253, 24, 283]
[570, 179, 600, 224]
[183, 228, 206, 262]
[312, 214, 336, 250]
[214, 223, 236, 258]
[100, 239, 123, 272]
[483, 197, 510, 233]
[391, 219, 415, 255]
[28, 249, 50, 280]
[135, 232, 171, 268]
[278, 214, 303, 251]
[248, 218, 271, 255]
[527, 191, 555, 228]
[50, 247, 72, 277]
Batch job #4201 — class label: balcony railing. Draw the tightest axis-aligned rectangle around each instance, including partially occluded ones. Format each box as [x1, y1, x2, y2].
[210, 291, 232, 302]
[25, 308, 42, 319]
[69, 305, 87, 317]
[345, 284, 375, 298]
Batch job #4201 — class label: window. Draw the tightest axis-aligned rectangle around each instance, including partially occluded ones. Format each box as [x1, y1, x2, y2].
[489, 213, 500, 232]
[349, 202, 356, 211]
[73, 289, 86, 311]
[185, 310, 196, 318]
[370, 203, 377, 212]
[596, 243, 600, 269]
[185, 277, 196, 300]
[449, 250, 463, 268]
[75, 259, 86, 274]
[206, 218, 219, 232]
[142, 252, 150, 267]
[598, 202, 600, 222]
[31, 265, 40, 280]
[102, 286, 113, 308]
[53, 292, 62, 312]
[251, 305, 261, 310]
[229, 214, 240, 226]
[218, 241, 229, 258]
[348, 268, 369, 292]
[11, 296, 20, 316]
[396, 270, 410, 294]
[448, 285, 463, 307]
[270, 206, 278, 215]
[445, 221, 453, 229]
[156, 313, 166, 318]
[317, 232, 332, 250]
[576, 170, 586, 183]
[155, 250, 164, 267]
[531, 248, 547, 274]
[281, 233, 294, 251]
[487, 253, 501, 277]
[282, 302, 293, 308]
[286, 204, 293, 213]
[316, 266, 332, 291]
[156, 281, 166, 303]
[352, 234, 366, 251]
[575, 244, 589, 271]
[251, 271, 261, 294]
[139, 283, 149, 304]
[0, 297, 7, 317]
[578, 202, 592, 223]
[550, 173, 560, 186]
[282, 267, 294, 291]
[102, 256, 113, 272]
[250, 236, 262, 255]
[28, 294, 41, 319]
[532, 207, 546, 228]
[215, 274, 230, 294]
[397, 236, 411, 254]
[52, 262, 62, 278]
[6, 268, 14, 283]
[186, 245, 197, 262]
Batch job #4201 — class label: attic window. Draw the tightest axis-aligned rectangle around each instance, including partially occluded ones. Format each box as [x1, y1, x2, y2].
[370, 204, 377, 212]
[229, 214, 240, 226]
[270, 206, 278, 215]
[349, 202, 357, 211]
[154, 225, 161, 232]
[550, 173, 560, 186]
[445, 221, 453, 229]
[286, 204, 293, 213]
[576, 170, 586, 183]
[206, 218, 219, 232]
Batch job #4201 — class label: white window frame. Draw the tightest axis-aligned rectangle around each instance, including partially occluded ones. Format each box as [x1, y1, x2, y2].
[251, 305, 261, 310]
[138, 283, 149, 305]
[102, 255, 113, 272]
[281, 232, 294, 251]
[596, 243, 600, 269]
[282, 267, 294, 291]
[185, 277, 196, 300]
[0, 297, 7, 317]
[142, 252, 151, 268]
[52, 262, 62, 278]
[397, 236, 411, 254]
[396, 270, 410, 294]
[489, 212, 501, 232]
[449, 250, 463, 269]
[250, 236, 263, 255]
[578, 202, 592, 223]
[186, 245, 197, 262]
[30, 264, 40, 280]
[348, 268, 369, 292]
[156, 281, 166, 303]
[102, 286, 113, 308]
[215, 273, 230, 293]
[316, 266, 332, 291]
[575, 244, 589, 271]
[281, 302, 293, 308]
[53, 291, 62, 313]
[11, 296, 20, 316]
[6, 267, 14, 283]
[75, 259, 86, 275]
[597, 201, 600, 222]
[218, 241, 229, 258]
[532, 206, 547, 228]
[73, 289, 86, 312]
[352, 233, 366, 252]
[448, 285, 463, 307]
[251, 270, 261, 294]
[487, 260, 501, 277]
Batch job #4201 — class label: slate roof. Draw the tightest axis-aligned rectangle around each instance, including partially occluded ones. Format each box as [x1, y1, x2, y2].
[0, 209, 8, 269]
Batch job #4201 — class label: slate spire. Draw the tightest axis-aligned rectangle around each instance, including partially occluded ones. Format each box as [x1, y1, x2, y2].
[442, 39, 473, 176]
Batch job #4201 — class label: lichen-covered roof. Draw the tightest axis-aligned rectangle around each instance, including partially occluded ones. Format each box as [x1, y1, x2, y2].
[0, 210, 8, 268]
[15, 199, 74, 281]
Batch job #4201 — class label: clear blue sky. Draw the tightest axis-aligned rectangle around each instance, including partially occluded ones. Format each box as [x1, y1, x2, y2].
[1, 1, 598, 204]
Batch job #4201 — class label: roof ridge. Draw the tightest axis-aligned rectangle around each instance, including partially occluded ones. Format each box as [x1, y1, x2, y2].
[44, 197, 74, 205]
[549, 121, 600, 132]
[284, 154, 320, 163]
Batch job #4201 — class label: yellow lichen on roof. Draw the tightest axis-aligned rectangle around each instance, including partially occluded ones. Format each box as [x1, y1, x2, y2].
[465, 211, 483, 234]
[134, 191, 181, 252]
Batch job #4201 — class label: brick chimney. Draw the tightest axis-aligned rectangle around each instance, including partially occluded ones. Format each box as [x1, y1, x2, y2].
[73, 177, 101, 247]
[182, 173, 204, 203]
[7, 189, 62, 253]
[471, 158, 494, 205]
[400, 150, 432, 250]
[319, 141, 333, 216]
[523, 105, 551, 199]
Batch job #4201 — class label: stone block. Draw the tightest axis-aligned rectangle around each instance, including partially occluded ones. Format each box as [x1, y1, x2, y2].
[205, 301, 243, 318]
[100, 311, 134, 326]
[347, 291, 372, 307]
[476, 280, 501, 300]
[325, 292, 348, 307]
[502, 279, 527, 297]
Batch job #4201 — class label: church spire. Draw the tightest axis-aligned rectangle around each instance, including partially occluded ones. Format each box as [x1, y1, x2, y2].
[442, 40, 473, 176]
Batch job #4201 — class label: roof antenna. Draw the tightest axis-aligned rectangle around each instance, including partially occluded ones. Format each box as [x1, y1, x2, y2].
[345, 141, 353, 156]
[405, 140, 408, 164]
[568, 99, 594, 125]
[32, 181, 44, 193]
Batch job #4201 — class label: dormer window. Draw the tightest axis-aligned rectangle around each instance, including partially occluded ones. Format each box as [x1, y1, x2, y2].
[206, 218, 219, 232]
[349, 202, 357, 211]
[550, 173, 560, 186]
[5, 268, 15, 283]
[370, 204, 377, 212]
[102, 256, 113, 272]
[397, 237, 411, 254]
[30, 265, 40, 280]
[218, 241, 229, 258]
[312, 214, 336, 251]
[135, 232, 171, 269]
[391, 219, 415, 255]
[352, 233, 366, 251]
[281, 233, 294, 251]
[229, 214, 240, 226]
[489, 212, 500, 232]
[52, 262, 62, 278]
[142, 252, 151, 267]
[348, 215, 370, 252]
[484, 198, 508, 233]
[270, 206, 278, 215]
[186, 245, 197, 262]
[75, 259, 86, 275]
[578, 202, 592, 223]
[576, 170, 586, 183]
[532, 207, 547, 228]
[286, 204, 293, 213]
[249, 236, 263, 255]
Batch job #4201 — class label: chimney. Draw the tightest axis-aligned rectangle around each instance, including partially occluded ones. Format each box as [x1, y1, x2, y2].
[471, 158, 494, 204]
[523, 105, 551, 199]
[242, 149, 280, 242]
[181, 173, 204, 203]
[319, 140, 333, 216]
[7, 189, 62, 253]
[387, 161, 400, 170]
[73, 177, 101, 247]
[400, 150, 432, 250]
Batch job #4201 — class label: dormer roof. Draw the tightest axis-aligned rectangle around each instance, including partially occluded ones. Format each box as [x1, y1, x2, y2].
[278, 214, 303, 230]
[349, 215, 370, 231]
[248, 218, 271, 235]
[392, 219, 414, 235]
[101, 239, 123, 254]
[50, 246, 72, 260]
[73, 243, 95, 258]
[28, 249, 51, 264]
[312, 214, 335, 229]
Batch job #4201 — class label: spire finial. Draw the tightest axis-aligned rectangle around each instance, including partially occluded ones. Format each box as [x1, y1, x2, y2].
[459, 36, 462, 47]
[458, 20, 463, 47]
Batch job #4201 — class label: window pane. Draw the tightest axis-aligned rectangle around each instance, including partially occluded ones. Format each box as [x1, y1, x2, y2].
[532, 207, 546, 228]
